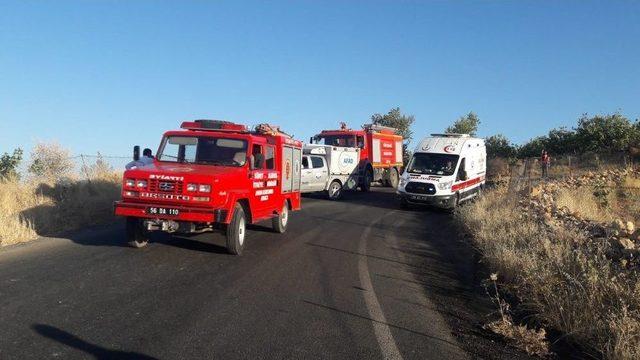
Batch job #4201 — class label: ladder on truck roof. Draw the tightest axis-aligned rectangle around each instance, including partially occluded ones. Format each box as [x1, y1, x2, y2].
[430, 133, 470, 138]
[362, 123, 398, 134]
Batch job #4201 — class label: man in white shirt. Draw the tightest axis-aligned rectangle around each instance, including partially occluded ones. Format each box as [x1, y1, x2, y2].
[126, 148, 154, 170]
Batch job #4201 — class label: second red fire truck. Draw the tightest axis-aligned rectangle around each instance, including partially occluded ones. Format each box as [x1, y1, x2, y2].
[114, 120, 303, 255]
[310, 123, 404, 190]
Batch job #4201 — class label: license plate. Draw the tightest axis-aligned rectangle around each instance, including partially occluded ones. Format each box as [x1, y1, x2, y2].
[146, 207, 180, 216]
[411, 195, 428, 201]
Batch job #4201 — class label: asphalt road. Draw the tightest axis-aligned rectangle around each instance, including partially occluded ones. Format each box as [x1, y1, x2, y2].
[0, 188, 530, 360]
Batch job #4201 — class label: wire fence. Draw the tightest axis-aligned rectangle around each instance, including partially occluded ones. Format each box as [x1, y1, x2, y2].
[15, 153, 132, 181]
[486, 152, 636, 192]
[71, 154, 131, 180]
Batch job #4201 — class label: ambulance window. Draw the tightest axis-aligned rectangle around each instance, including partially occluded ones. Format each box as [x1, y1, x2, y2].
[302, 157, 310, 169]
[457, 158, 466, 181]
[311, 156, 324, 169]
[265, 146, 275, 169]
[252, 144, 264, 169]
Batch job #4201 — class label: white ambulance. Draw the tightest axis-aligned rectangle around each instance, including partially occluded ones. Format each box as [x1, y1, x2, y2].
[397, 133, 486, 209]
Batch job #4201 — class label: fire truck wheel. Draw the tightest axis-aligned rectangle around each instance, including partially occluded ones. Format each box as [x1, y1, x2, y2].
[389, 167, 399, 188]
[126, 217, 149, 248]
[327, 180, 343, 200]
[272, 201, 289, 233]
[361, 168, 373, 192]
[226, 203, 246, 255]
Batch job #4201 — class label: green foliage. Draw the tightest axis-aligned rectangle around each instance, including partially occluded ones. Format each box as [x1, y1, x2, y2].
[515, 114, 640, 158]
[0, 148, 23, 178]
[546, 127, 577, 154]
[446, 112, 480, 136]
[485, 134, 517, 159]
[575, 113, 635, 153]
[370, 107, 415, 164]
[518, 136, 547, 158]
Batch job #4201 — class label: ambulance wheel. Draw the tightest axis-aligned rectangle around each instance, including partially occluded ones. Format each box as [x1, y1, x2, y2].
[361, 168, 373, 192]
[226, 203, 246, 255]
[126, 217, 149, 248]
[327, 180, 343, 200]
[272, 201, 289, 233]
[389, 167, 399, 188]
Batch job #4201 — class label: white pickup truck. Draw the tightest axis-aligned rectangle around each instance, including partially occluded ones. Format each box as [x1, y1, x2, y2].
[300, 145, 360, 200]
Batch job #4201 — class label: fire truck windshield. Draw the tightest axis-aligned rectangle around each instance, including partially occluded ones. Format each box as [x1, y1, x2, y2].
[407, 153, 459, 176]
[157, 136, 248, 166]
[316, 135, 357, 147]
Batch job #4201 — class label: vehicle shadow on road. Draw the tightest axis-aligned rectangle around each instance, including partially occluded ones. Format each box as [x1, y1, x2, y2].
[327, 186, 456, 214]
[152, 232, 229, 254]
[31, 324, 158, 360]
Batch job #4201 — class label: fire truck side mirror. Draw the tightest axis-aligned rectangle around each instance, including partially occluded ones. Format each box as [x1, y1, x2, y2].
[133, 146, 140, 161]
[248, 155, 255, 170]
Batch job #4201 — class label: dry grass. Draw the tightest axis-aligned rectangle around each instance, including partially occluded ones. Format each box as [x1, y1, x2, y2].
[486, 318, 551, 357]
[459, 187, 640, 359]
[0, 173, 121, 246]
[555, 187, 615, 222]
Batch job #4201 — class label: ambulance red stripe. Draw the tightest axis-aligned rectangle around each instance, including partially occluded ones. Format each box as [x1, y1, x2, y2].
[451, 176, 484, 192]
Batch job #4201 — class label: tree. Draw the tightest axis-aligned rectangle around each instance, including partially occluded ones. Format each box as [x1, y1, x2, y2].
[574, 113, 635, 153]
[370, 107, 415, 164]
[28, 142, 74, 178]
[446, 112, 480, 136]
[0, 148, 23, 179]
[518, 136, 547, 158]
[545, 127, 577, 155]
[485, 134, 517, 158]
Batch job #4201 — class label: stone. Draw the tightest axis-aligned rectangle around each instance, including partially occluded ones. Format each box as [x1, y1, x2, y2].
[618, 237, 635, 250]
[626, 221, 635, 235]
[613, 219, 625, 232]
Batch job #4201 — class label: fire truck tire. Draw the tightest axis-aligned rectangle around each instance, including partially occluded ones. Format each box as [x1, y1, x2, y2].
[126, 217, 149, 248]
[389, 167, 399, 188]
[226, 203, 246, 255]
[361, 168, 373, 192]
[326, 180, 343, 200]
[272, 201, 289, 233]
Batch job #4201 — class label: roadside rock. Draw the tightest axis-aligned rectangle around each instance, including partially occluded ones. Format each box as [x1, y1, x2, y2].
[617, 238, 636, 251]
[626, 221, 635, 236]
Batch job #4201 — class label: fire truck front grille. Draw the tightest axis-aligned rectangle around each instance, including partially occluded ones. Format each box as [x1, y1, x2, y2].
[405, 182, 436, 195]
[149, 179, 184, 193]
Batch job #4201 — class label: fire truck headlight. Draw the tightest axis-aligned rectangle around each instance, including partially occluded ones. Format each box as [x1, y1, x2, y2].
[186, 183, 197, 192]
[198, 184, 211, 193]
[438, 180, 453, 190]
[136, 180, 147, 188]
[124, 190, 139, 197]
[125, 179, 135, 187]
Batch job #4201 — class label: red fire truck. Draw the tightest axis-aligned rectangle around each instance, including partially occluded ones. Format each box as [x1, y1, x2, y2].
[114, 120, 303, 255]
[310, 123, 404, 190]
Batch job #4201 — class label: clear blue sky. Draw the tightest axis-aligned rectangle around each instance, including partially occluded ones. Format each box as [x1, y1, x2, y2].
[1, 0, 639, 157]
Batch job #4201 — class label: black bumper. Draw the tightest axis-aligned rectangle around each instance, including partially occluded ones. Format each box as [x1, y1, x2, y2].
[397, 191, 456, 209]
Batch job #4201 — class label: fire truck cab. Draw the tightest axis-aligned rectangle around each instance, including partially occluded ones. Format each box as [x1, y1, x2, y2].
[114, 120, 303, 255]
[310, 123, 404, 191]
[397, 133, 486, 209]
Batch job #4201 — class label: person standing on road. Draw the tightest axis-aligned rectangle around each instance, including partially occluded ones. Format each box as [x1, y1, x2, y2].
[541, 150, 551, 178]
[126, 148, 154, 170]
